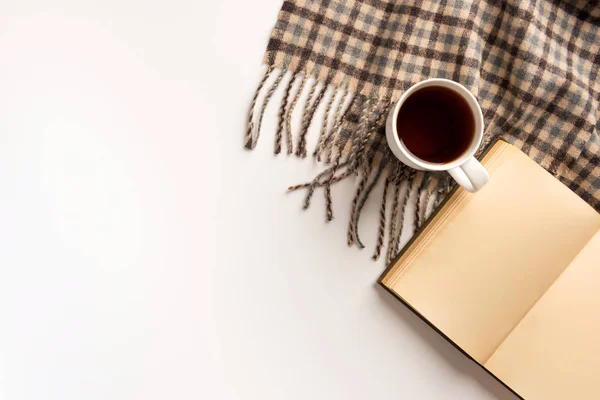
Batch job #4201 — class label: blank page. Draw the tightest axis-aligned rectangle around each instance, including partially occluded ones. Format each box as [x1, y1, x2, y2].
[485, 229, 600, 400]
[381, 141, 600, 363]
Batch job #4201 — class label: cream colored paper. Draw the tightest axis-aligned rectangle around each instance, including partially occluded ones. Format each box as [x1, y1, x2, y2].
[484, 230, 600, 400]
[381, 141, 600, 365]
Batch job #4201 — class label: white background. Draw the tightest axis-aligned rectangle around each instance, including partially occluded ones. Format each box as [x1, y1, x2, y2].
[0, 1, 517, 399]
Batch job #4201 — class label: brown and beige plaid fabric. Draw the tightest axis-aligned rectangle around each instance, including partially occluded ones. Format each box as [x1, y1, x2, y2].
[246, 0, 600, 262]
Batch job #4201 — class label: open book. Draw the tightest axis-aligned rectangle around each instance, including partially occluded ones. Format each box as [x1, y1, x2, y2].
[379, 140, 600, 400]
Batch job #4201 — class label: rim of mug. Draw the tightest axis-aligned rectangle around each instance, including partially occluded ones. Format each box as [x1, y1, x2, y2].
[390, 78, 484, 171]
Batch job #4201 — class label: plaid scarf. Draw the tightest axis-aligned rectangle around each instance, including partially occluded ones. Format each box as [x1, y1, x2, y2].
[246, 0, 600, 263]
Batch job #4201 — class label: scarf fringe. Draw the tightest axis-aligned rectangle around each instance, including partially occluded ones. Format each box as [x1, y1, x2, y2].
[386, 169, 405, 265]
[325, 91, 355, 163]
[275, 72, 298, 154]
[286, 75, 308, 154]
[246, 67, 450, 263]
[314, 87, 342, 160]
[372, 174, 391, 261]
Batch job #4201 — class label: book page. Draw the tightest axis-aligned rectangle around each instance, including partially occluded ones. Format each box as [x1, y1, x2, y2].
[381, 141, 600, 364]
[485, 229, 600, 400]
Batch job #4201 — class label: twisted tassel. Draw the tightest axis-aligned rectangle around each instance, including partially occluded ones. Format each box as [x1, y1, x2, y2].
[324, 147, 344, 222]
[297, 82, 328, 157]
[314, 87, 342, 160]
[414, 172, 430, 228]
[347, 167, 370, 246]
[285, 160, 351, 210]
[386, 170, 404, 265]
[325, 92, 355, 163]
[352, 162, 385, 249]
[435, 176, 453, 208]
[422, 175, 440, 221]
[373, 173, 391, 261]
[275, 72, 298, 154]
[245, 66, 275, 149]
[285, 75, 308, 154]
[286, 162, 356, 192]
[323, 97, 370, 222]
[395, 174, 416, 255]
[346, 99, 379, 247]
[359, 104, 390, 171]
[253, 69, 285, 149]
[295, 79, 318, 153]
[349, 106, 391, 248]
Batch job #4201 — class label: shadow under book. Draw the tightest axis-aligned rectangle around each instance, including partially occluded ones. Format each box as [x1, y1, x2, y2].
[379, 139, 600, 400]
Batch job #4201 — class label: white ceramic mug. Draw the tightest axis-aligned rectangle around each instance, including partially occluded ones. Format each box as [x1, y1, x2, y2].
[386, 78, 489, 192]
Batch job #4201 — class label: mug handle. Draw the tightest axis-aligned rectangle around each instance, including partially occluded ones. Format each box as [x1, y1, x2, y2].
[448, 156, 489, 193]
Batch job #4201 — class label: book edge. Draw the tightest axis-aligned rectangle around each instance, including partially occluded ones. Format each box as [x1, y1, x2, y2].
[377, 282, 524, 400]
[377, 137, 525, 399]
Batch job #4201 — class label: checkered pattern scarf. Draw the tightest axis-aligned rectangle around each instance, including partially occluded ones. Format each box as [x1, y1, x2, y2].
[246, 0, 600, 263]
